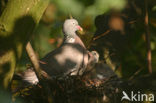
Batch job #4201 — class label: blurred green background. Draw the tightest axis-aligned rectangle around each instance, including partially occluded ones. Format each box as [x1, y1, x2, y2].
[16, 0, 156, 80]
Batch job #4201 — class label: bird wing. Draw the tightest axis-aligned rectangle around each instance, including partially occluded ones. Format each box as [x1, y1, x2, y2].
[40, 43, 88, 77]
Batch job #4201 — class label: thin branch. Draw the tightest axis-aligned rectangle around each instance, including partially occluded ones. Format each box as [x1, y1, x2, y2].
[87, 30, 111, 48]
[92, 19, 138, 41]
[26, 42, 42, 79]
[128, 68, 143, 81]
[26, 42, 52, 80]
[93, 30, 111, 41]
[144, 0, 152, 73]
[26, 42, 53, 101]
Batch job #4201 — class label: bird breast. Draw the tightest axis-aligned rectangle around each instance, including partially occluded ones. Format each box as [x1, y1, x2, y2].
[40, 43, 89, 76]
[54, 44, 86, 68]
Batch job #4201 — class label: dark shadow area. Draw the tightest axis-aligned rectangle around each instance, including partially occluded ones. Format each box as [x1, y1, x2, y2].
[0, 0, 8, 16]
[89, 1, 156, 102]
[0, 62, 10, 85]
[90, 0, 147, 78]
[0, 15, 36, 57]
[0, 15, 36, 90]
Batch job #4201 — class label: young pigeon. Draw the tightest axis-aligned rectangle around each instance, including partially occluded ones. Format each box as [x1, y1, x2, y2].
[13, 19, 99, 85]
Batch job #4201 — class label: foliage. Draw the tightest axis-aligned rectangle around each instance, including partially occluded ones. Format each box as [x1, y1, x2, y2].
[0, 0, 156, 102]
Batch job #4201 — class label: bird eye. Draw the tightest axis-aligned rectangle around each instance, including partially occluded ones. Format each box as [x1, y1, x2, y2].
[93, 52, 96, 55]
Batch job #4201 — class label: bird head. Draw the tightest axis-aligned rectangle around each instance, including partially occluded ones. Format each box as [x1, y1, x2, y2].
[63, 19, 83, 38]
[90, 51, 99, 63]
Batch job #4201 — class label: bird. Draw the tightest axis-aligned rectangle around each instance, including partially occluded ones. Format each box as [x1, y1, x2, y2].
[39, 18, 95, 76]
[82, 63, 122, 97]
[84, 63, 120, 81]
[13, 18, 99, 85]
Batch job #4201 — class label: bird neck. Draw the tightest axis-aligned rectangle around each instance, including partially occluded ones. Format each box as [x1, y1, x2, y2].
[65, 37, 75, 43]
[74, 35, 86, 49]
[64, 35, 76, 43]
[63, 33, 86, 49]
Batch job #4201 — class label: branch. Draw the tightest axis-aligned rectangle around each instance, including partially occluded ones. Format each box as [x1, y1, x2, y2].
[144, 0, 152, 73]
[26, 42, 53, 102]
[26, 42, 41, 79]
[26, 42, 51, 80]
[93, 30, 111, 41]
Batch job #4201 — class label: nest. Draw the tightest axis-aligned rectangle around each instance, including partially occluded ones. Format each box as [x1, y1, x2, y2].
[12, 73, 122, 103]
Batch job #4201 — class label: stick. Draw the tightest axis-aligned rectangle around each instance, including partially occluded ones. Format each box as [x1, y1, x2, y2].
[26, 42, 42, 79]
[93, 30, 111, 41]
[26, 42, 53, 101]
[129, 68, 143, 81]
[144, 0, 152, 73]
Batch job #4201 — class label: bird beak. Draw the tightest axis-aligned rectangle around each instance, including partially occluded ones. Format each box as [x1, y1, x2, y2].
[77, 25, 83, 31]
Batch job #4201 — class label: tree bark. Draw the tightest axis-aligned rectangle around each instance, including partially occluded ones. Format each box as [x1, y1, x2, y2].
[0, 0, 49, 90]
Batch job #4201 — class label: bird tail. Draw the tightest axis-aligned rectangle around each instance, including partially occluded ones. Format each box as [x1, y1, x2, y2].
[13, 67, 39, 86]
